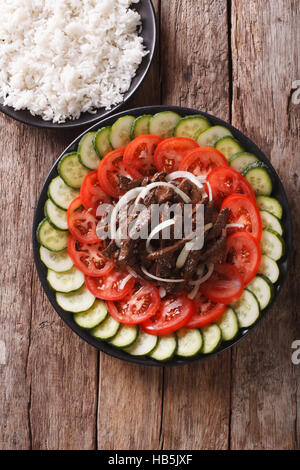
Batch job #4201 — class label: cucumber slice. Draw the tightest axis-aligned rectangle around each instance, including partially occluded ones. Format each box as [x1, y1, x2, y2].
[94, 126, 113, 157]
[78, 132, 101, 170]
[232, 289, 260, 328]
[125, 330, 158, 356]
[91, 315, 120, 340]
[260, 228, 285, 261]
[58, 152, 89, 189]
[47, 266, 84, 293]
[229, 152, 259, 173]
[243, 162, 273, 196]
[196, 125, 232, 147]
[215, 136, 244, 160]
[109, 324, 138, 349]
[48, 176, 79, 210]
[176, 328, 202, 357]
[56, 285, 95, 313]
[149, 111, 181, 139]
[201, 324, 222, 354]
[110, 115, 135, 148]
[150, 333, 177, 361]
[247, 275, 274, 310]
[256, 195, 283, 219]
[74, 300, 108, 329]
[131, 115, 152, 139]
[40, 246, 73, 272]
[260, 210, 283, 236]
[173, 115, 211, 140]
[37, 219, 68, 252]
[44, 199, 68, 231]
[258, 254, 280, 284]
[216, 307, 239, 341]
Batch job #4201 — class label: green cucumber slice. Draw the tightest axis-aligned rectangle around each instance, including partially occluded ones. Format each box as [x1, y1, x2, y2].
[125, 330, 158, 356]
[44, 198, 68, 231]
[91, 315, 120, 340]
[40, 246, 73, 272]
[260, 228, 285, 261]
[201, 324, 222, 354]
[110, 115, 135, 148]
[247, 275, 274, 310]
[229, 152, 259, 173]
[173, 115, 211, 140]
[215, 136, 244, 160]
[78, 132, 101, 170]
[149, 111, 181, 139]
[94, 126, 113, 157]
[232, 289, 260, 327]
[131, 115, 152, 139]
[47, 266, 84, 293]
[258, 255, 280, 284]
[109, 324, 139, 349]
[256, 196, 283, 219]
[197, 125, 232, 147]
[56, 285, 95, 313]
[48, 176, 79, 210]
[243, 162, 273, 196]
[58, 152, 89, 189]
[176, 328, 202, 357]
[150, 333, 177, 361]
[216, 307, 239, 341]
[37, 219, 68, 252]
[74, 300, 108, 329]
[260, 210, 283, 236]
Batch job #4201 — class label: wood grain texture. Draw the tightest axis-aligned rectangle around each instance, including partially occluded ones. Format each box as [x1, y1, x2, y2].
[159, 0, 231, 450]
[230, 0, 300, 450]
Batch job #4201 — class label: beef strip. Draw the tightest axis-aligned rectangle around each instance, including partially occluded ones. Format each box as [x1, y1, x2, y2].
[206, 207, 229, 241]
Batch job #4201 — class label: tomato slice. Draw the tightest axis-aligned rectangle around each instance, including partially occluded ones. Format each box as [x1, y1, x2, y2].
[97, 148, 128, 198]
[226, 231, 261, 285]
[206, 166, 256, 209]
[199, 263, 244, 304]
[107, 280, 161, 324]
[179, 147, 229, 178]
[153, 137, 199, 173]
[67, 197, 100, 244]
[221, 194, 262, 241]
[123, 135, 163, 179]
[85, 268, 135, 301]
[141, 293, 195, 335]
[185, 292, 226, 328]
[80, 171, 111, 216]
[67, 235, 114, 278]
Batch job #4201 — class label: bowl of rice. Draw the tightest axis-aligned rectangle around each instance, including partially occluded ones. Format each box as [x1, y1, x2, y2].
[0, 0, 156, 129]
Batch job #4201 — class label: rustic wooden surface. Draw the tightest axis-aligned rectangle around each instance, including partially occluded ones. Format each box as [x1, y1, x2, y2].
[0, 0, 299, 450]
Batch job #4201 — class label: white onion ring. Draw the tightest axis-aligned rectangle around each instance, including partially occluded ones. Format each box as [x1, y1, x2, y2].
[159, 287, 167, 298]
[166, 171, 205, 190]
[141, 266, 185, 283]
[206, 181, 212, 201]
[110, 187, 143, 246]
[146, 219, 175, 253]
[119, 274, 134, 291]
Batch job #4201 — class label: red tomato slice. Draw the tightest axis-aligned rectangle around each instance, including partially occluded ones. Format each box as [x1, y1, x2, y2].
[67, 197, 100, 244]
[206, 166, 256, 209]
[153, 137, 199, 173]
[141, 293, 196, 335]
[123, 135, 163, 179]
[199, 263, 244, 304]
[67, 235, 114, 278]
[107, 280, 161, 324]
[80, 171, 111, 216]
[179, 147, 229, 178]
[85, 268, 135, 301]
[226, 231, 261, 285]
[221, 194, 262, 241]
[97, 148, 128, 198]
[185, 292, 226, 328]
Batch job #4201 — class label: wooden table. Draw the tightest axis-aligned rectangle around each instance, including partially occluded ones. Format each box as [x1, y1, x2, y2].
[1, 0, 299, 450]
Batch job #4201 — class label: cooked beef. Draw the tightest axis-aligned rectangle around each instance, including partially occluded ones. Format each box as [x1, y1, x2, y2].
[206, 207, 229, 241]
[199, 236, 227, 264]
[102, 240, 119, 258]
[151, 172, 167, 183]
[146, 237, 189, 260]
[117, 175, 141, 191]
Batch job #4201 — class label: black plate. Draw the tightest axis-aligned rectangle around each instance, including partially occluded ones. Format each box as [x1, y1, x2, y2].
[0, 1, 156, 130]
[32, 105, 292, 366]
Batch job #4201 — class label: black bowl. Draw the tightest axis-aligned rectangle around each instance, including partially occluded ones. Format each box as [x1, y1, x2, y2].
[32, 105, 292, 366]
[0, 1, 156, 130]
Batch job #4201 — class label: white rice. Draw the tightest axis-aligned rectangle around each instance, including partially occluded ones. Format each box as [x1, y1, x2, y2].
[0, 0, 147, 123]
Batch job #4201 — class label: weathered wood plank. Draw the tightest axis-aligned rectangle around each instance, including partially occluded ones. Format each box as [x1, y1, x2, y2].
[159, 0, 232, 450]
[97, 0, 163, 451]
[230, 0, 300, 450]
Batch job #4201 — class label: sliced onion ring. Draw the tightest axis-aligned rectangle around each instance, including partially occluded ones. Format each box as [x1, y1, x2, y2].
[119, 273, 134, 291]
[110, 187, 143, 246]
[166, 171, 205, 190]
[141, 266, 185, 283]
[188, 263, 214, 299]
[146, 219, 175, 253]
